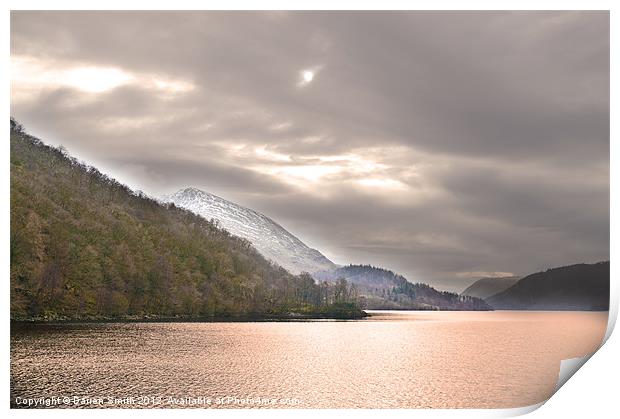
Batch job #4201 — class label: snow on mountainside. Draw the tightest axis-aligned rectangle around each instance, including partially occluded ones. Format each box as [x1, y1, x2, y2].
[164, 187, 337, 274]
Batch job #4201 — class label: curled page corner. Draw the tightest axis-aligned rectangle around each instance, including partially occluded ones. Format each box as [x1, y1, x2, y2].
[553, 309, 616, 394]
[493, 350, 603, 418]
[498, 356, 597, 418]
[496, 402, 545, 417]
[554, 355, 593, 393]
[548, 303, 615, 397]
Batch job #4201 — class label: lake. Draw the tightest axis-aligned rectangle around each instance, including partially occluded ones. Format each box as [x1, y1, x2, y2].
[10, 310, 608, 409]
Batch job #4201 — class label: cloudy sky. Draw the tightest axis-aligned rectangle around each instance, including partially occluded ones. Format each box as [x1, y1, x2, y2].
[11, 11, 609, 291]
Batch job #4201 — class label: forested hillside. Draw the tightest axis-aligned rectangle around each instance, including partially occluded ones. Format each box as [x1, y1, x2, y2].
[10, 120, 364, 320]
[486, 262, 609, 310]
[315, 265, 491, 310]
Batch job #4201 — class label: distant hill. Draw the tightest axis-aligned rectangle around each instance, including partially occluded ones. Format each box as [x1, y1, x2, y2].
[461, 276, 520, 300]
[9, 120, 363, 321]
[165, 187, 336, 275]
[486, 262, 609, 311]
[315, 265, 491, 311]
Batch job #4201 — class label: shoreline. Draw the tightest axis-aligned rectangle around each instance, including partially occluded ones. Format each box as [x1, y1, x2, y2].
[10, 310, 370, 325]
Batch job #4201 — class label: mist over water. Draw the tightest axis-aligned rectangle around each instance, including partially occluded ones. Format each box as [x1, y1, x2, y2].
[11, 311, 607, 408]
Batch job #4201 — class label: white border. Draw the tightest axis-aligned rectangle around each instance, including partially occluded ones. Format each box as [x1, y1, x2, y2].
[2, 2, 616, 419]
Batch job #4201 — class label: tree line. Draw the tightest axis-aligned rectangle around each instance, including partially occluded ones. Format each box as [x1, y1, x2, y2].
[10, 119, 364, 320]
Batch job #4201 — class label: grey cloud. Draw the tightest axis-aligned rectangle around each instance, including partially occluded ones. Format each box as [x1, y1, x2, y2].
[11, 11, 609, 291]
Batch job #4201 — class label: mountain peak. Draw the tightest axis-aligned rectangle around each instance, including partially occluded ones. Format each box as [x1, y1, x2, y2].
[460, 276, 520, 300]
[173, 187, 216, 199]
[165, 187, 336, 274]
[178, 186, 203, 194]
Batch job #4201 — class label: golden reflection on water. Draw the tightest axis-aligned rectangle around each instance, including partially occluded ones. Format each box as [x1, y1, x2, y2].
[11, 311, 608, 408]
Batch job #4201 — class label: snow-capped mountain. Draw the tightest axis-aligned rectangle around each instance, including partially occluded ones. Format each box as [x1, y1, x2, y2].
[164, 187, 336, 274]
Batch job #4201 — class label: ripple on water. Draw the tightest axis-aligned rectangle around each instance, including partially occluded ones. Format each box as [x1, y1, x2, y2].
[10, 311, 608, 408]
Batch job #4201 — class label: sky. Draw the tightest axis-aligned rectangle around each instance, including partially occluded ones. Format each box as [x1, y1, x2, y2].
[10, 11, 609, 291]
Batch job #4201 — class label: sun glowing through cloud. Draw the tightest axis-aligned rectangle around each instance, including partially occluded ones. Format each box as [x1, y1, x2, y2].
[8, 11, 610, 296]
[297, 67, 321, 87]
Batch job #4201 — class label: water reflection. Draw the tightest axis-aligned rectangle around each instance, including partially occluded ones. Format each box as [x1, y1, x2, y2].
[11, 311, 607, 408]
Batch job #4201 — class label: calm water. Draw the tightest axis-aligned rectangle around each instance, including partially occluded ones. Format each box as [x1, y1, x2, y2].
[10, 311, 607, 409]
